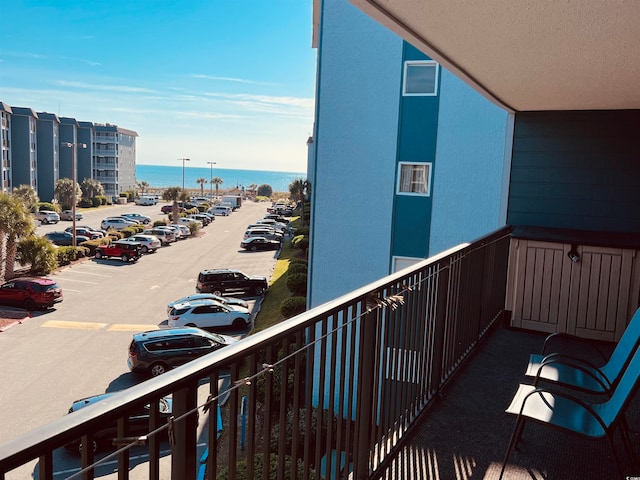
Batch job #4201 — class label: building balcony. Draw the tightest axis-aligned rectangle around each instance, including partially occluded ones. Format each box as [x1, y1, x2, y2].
[0, 227, 636, 479]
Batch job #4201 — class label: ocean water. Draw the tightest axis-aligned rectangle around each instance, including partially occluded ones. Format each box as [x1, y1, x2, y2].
[136, 164, 306, 193]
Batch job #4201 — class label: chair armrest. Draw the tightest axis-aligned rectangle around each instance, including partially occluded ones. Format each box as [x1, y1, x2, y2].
[534, 354, 613, 391]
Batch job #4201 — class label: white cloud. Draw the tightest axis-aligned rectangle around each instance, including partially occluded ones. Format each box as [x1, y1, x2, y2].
[191, 74, 276, 86]
[53, 80, 156, 94]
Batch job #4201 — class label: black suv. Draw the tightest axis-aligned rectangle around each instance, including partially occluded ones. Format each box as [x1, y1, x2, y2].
[127, 327, 236, 377]
[196, 269, 268, 296]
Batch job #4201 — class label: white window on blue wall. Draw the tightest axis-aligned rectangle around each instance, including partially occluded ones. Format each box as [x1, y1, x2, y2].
[402, 61, 439, 96]
[397, 162, 431, 196]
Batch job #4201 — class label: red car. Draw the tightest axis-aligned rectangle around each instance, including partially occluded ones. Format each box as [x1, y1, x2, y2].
[0, 277, 63, 310]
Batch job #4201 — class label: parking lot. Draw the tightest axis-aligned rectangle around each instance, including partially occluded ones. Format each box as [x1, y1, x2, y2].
[0, 199, 281, 479]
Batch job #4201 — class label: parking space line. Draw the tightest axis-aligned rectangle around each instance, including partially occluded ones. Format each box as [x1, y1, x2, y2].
[50, 277, 100, 285]
[56, 270, 112, 278]
[41, 320, 108, 330]
[107, 324, 161, 332]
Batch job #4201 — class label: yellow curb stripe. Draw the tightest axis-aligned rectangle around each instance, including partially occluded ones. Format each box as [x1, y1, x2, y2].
[41, 320, 108, 330]
[107, 324, 161, 332]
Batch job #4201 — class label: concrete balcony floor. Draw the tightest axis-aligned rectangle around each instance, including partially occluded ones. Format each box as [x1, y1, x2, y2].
[378, 324, 639, 480]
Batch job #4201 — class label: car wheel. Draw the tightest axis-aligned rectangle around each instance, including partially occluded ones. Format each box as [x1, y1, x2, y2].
[121, 254, 129, 262]
[77, 440, 98, 455]
[149, 363, 168, 377]
[232, 318, 247, 329]
[251, 246, 257, 251]
[213, 290, 223, 296]
[141, 246, 149, 253]
[42, 218, 49, 224]
[253, 286, 265, 296]
[144, 219, 150, 224]
[95, 250, 103, 259]
[23, 298, 36, 311]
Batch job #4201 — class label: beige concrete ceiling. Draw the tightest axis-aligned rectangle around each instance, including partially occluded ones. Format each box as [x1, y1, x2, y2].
[349, 0, 640, 112]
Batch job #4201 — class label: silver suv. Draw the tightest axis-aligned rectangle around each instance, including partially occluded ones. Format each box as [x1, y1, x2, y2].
[34, 210, 60, 224]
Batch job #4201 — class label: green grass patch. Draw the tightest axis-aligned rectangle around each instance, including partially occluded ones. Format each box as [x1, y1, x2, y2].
[253, 216, 306, 333]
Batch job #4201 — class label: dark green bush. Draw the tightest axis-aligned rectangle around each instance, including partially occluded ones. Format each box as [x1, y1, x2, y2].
[96, 195, 108, 205]
[286, 273, 307, 296]
[79, 198, 93, 208]
[291, 236, 309, 252]
[80, 238, 110, 256]
[287, 263, 307, 275]
[214, 453, 315, 480]
[37, 202, 58, 212]
[153, 219, 168, 227]
[56, 246, 88, 265]
[294, 226, 310, 236]
[92, 197, 101, 207]
[288, 258, 308, 267]
[119, 192, 129, 199]
[280, 296, 307, 318]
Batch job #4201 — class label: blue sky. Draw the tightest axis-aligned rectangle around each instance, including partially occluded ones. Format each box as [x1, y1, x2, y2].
[0, 0, 316, 173]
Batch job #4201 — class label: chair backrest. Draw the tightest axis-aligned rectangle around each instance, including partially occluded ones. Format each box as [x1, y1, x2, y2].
[601, 343, 640, 426]
[601, 307, 640, 383]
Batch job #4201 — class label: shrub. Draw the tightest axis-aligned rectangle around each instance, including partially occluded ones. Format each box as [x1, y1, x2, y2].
[37, 202, 58, 213]
[153, 219, 168, 227]
[119, 192, 129, 199]
[287, 263, 307, 275]
[288, 258, 308, 267]
[286, 272, 307, 296]
[291, 235, 309, 252]
[96, 195, 108, 205]
[16, 236, 58, 275]
[92, 197, 101, 207]
[56, 246, 88, 266]
[294, 226, 309, 236]
[215, 453, 315, 480]
[187, 221, 201, 235]
[79, 198, 93, 208]
[280, 296, 307, 318]
[80, 238, 110, 256]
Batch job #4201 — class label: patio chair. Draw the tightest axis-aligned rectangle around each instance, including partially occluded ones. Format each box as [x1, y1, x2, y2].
[499, 346, 640, 478]
[524, 307, 640, 395]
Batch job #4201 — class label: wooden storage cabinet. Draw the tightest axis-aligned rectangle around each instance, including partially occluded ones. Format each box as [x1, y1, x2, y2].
[506, 238, 640, 342]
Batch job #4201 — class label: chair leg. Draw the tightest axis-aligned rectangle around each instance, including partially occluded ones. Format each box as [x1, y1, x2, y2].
[619, 418, 637, 466]
[500, 417, 525, 480]
[606, 433, 626, 477]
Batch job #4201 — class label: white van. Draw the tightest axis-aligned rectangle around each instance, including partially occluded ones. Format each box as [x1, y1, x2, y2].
[135, 195, 157, 206]
[210, 205, 231, 216]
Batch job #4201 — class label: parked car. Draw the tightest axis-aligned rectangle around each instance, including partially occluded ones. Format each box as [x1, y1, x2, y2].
[120, 234, 162, 253]
[100, 217, 136, 231]
[44, 231, 90, 246]
[127, 327, 237, 377]
[166, 293, 249, 316]
[167, 299, 252, 330]
[240, 236, 281, 251]
[76, 225, 108, 236]
[161, 204, 186, 214]
[256, 219, 289, 233]
[64, 392, 173, 453]
[210, 205, 231, 216]
[64, 227, 104, 240]
[60, 210, 84, 221]
[143, 227, 177, 245]
[243, 228, 283, 242]
[121, 213, 152, 224]
[196, 269, 268, 296]
[177, 217, 203, 228]
[188, 214, 212, 226]
[34, 210, 60, 224]
[172, 224, 191, 238]
[95, 240, 142, 262]
[0, 277, 63, 310]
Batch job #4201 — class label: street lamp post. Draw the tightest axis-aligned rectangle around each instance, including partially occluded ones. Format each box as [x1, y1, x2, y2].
[207, 161, 216, 198]
[62, 142, 86, 247]
[179, 158, 190, 191]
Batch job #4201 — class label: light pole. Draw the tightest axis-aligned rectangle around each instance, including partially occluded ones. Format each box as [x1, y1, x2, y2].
[207, 161, 216, 198]
[179, 158, 190, 191]
[62, 142, 86, 247]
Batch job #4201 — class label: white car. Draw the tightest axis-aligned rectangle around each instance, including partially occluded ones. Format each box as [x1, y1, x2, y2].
[60, 210, 84, 221]
[166, 293, 249, 316]
[143, 227, 177, 245]
[120, 234, 162, 253]
[176, 217, 203, 228]
[121, 213, 152, 224]
[34, 210, 60, 224]
[100, 217, 136, 231]
[167, 300, 252, 330]
[172, 224, 191, 237]
[209, 206, 231, 216]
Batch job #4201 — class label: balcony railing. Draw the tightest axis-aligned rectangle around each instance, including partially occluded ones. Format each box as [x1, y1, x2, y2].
[0, 227, 511, 480]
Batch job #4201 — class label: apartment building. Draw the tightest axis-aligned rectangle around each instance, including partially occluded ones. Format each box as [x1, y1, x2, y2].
[307, 0, 509, 307]
[0, 101, 138, 201]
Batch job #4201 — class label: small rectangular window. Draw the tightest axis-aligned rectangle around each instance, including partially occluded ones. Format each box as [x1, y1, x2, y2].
[397, 162, 432, 196]
[403, 61, 438, 96]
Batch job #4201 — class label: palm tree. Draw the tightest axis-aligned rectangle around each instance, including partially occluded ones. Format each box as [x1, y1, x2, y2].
[138, 180, 150, 196]
[12, 185, 39, 212]
[196, 178, 207, 196]
[211, 177, 224, 199]
[0, 193, 36, 280]
[80, 178, 105, 200]
[289, 178, 310, 225]
[162, 187, 189, 223]
[55, 178, 82, 210]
